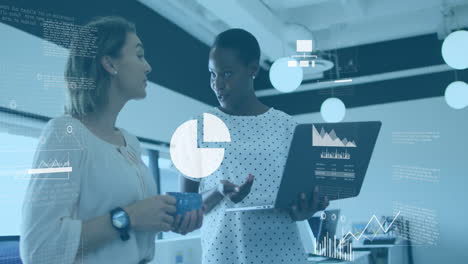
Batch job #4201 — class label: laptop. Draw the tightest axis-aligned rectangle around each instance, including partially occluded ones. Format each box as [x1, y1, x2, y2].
[226, 121, 382, 213]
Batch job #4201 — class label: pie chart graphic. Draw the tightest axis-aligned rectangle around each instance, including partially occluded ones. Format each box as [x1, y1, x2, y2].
[170, 113, 231, 179]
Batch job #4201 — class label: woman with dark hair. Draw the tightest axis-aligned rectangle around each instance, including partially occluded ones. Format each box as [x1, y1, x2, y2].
[20, 16, 202, 264]
[181, 28, 329, 264]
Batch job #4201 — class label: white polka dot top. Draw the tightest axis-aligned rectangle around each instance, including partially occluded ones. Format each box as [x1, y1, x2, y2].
[190, 107, 309, 264]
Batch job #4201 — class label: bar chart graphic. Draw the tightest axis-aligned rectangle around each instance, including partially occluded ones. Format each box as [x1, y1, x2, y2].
[314, 234, 354, 261]
[320, 148, 351, 160]
[314, 211, 401, 261]
[313, 125, 357, 148]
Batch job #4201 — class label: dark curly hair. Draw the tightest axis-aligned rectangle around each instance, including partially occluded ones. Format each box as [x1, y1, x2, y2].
[211, 28, 260, 65]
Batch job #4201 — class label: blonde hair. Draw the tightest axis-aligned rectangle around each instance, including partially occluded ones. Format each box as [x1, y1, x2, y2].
[64, 16, 136, 118]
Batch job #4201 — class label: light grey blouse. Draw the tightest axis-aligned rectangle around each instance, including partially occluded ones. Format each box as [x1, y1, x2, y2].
[20, 115, 157, 264]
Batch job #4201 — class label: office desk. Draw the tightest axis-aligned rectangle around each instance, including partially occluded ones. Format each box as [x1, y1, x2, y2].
[307, 251, 370, 264]
[353, 240, 409, 264]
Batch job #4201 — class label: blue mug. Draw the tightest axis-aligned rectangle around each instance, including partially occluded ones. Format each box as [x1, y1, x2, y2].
[167, 192, 202, 215]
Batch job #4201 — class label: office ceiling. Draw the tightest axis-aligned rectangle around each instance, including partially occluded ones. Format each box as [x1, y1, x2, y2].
[2, 0, 468, 115]
[141, 0, 468, 57]
[139, 0, 468, 114]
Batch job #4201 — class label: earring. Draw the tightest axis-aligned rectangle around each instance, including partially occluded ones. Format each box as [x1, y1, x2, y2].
[113, 70, 118, 75]
[252, 75, 256, 79]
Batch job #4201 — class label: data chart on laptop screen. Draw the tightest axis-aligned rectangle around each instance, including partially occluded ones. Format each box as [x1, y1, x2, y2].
[312, 125, 357, 182]
[311, 122, 380, 199]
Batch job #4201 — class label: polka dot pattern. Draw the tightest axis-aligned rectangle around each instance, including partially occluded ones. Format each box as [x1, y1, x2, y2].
[195, 108, 309, 264]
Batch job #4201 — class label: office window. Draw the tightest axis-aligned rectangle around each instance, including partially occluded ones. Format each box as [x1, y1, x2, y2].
[158, 157, 179, 195]
[141, 153, 150, 167]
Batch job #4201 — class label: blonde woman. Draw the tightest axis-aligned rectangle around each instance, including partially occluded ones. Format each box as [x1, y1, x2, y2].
[20, 16, 202, 264]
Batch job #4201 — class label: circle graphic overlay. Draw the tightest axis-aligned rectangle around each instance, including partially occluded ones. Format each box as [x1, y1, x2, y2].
[170, 113, 231, 179]
[269, 57, 304, 93]
[320, 97, 346, 123]
[445, 81, 468, 109]
[320, 212, 327, 220]
[442, 30, 468, 70]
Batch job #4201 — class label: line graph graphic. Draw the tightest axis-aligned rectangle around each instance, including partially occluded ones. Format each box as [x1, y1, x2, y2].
[28, 159, 72, 175]
[339, 211, 401, 245]
[20, 153, 72, 180]
[36, 159, 70, 168]
[313, 125, 357, 148]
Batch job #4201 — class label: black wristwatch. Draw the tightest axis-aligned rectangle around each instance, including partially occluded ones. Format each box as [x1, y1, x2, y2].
[110, 207, 131, 241]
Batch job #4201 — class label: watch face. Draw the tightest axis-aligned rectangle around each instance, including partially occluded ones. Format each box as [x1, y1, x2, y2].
[112, 210, 129, 229]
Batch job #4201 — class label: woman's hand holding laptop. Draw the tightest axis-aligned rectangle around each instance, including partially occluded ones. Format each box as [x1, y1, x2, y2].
[289, 186, 329, 221]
